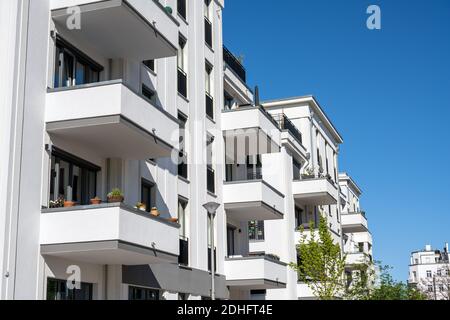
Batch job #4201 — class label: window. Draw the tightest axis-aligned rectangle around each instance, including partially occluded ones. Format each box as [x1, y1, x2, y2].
[204, 0, 212, 47]
[179, 292, 188, 300]
[415, 258, 419, 264]
[248, 220, 264, 241]
[49, 148, 99, 206]
[227, 225, 236, 257]
[177, 36, 187, 97]
[54, 37, 102, 88]
[128, 286, 159, 300]
[178, 112, 188, 179]
[143, 59, 155, 72]
[224, 91, 234, 110]
[46, 278, 92, 300]
[205, 63, 214, 118]
[439, 285, 444, 292]
[141, 180, 156, 213]
[293, 159, 301, 180]
[142, 84, 156, 104]
[178, 198, 188, 239]
[358, 242, 364, 253]
[428, 285, 433, 293]
[325, 142, 329, 175]
[206, 135, 215, 193]
[295, 207, 304, 229]
[427, 270, 432, 278]
[177, 0, 187, 20]
[437, 269, 442, 276]
[178, 198, 189, 266]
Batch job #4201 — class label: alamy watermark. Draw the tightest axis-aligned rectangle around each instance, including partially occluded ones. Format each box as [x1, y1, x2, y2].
[367, 5, 381, 30]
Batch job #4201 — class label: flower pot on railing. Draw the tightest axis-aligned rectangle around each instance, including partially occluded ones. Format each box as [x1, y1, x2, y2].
[150, 207, 160, 217]
[90, 197, 102, 205]
[107, 188, 124, 203]
[64, 200, 76, 208]
[168, 217, 179, 223]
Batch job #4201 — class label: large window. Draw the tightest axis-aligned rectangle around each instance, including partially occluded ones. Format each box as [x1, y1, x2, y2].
[49, 148, 99, 205]
[227, 225, 236, 256]
[205, 62, 214, 118]
[143, 59, 155, 72]
[141, 179, 156, 212]
[46, 278, 93, 300]
[54, 37, 102, 88]
[128, 286, 159, 300]
[204, 0, 212, 47]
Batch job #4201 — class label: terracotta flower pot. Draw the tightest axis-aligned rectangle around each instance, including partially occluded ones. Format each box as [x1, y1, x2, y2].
[108, 196, 124, 203]
[90, 198, 102, 205]
[150, 207, 160, 217]
[64, 200, 76, 208]
[168, 217, 179, 223]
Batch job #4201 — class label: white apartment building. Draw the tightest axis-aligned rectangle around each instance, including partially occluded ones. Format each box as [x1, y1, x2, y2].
[339, 173, 374, 287]
[408, 244, 449, 300]
[0, 0, 373, 300]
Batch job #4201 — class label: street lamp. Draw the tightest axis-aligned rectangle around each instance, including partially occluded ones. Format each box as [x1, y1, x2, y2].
[203, 201, 220, 300]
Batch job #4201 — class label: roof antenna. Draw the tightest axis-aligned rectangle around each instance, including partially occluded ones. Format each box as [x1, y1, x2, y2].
[254, 85, 260, 107]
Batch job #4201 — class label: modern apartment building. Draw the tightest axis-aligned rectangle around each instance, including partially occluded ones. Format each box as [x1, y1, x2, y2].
[408, 244, 449, 300]
[0, 0, 373, 300]
[339, 173, 374, 288]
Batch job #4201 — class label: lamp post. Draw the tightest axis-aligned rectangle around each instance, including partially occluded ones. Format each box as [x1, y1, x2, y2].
[203, 201, 220, 300]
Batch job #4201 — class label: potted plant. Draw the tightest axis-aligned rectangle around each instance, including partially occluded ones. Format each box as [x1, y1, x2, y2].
[167, 217, 179, 223]
[107, 188, 124, 203]
[49, 197, 64, 208]
[135, 202, 146, 211]
[301, 166, 315, 179]
[64, 200, 76, 208]
[150, 207, 160, 217]
[90, 196, 102, 205]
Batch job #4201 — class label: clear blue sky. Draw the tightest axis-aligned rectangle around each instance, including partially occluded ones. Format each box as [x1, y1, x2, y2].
[223, 0, 450, 281]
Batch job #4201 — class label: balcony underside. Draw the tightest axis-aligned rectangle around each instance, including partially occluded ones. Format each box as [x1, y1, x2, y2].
[293, 179, 338, 206]
[47, 115, 173, 159]
[227, 279, 286, 290]
[341, 224, 368, 233]
[52, 0, 177, 60]
[41, 240, 178, 265]
[225, 201, 283, 221]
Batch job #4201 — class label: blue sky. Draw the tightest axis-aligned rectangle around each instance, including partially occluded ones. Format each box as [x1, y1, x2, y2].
[223, 0, 450, 281]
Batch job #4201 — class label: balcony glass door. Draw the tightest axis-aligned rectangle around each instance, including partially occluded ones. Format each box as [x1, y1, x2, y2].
[50, 148, 99, 205]
[227, 225, 236, 257]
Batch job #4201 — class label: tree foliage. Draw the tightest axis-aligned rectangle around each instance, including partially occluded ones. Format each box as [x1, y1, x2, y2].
[289, 215, 346, 300]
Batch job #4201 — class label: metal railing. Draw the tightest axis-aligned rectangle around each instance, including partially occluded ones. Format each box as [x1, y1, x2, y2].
[223, 46, 246, 82]
[273, 113, 303, 144]
[226, 166, 262, 182]
[177, 67, 187, 98]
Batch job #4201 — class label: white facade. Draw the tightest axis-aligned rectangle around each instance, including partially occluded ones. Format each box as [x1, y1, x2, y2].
[408, 244, 450, 300]
[0, 0, 372, 300]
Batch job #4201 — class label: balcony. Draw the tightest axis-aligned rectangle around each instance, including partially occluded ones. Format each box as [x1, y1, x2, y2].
[51, 0, 178, 61]
[40, 203, 180, 265]
[222, 106, 281, 157]
[292, 177, 339, 206]
[223, 179, 284, 221]
[273, 114, 303, 145]
[341, 212, 368, 233]
[223, 46, 246, 83]
[45, 80, 178, 159]
[346, 252, 372, 267]
[225, 255, 287, 289]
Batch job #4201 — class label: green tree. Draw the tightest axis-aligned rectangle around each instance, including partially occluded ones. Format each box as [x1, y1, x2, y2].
[368, 263, 427, 300]
[289, 215, 346, 300]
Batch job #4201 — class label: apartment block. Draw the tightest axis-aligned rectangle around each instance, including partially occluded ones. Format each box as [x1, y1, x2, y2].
[339, 173, 374, 288]
[0, 0, 373, 300]
[408, 244, 449, 300]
